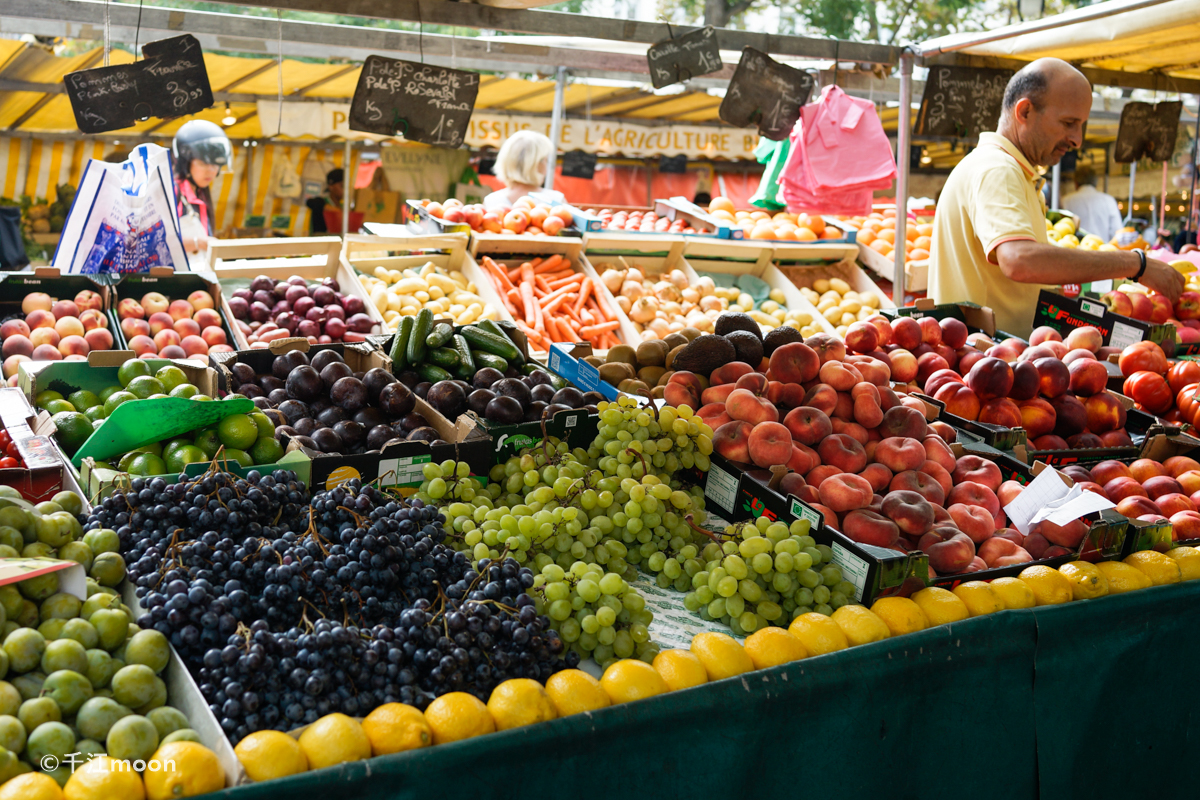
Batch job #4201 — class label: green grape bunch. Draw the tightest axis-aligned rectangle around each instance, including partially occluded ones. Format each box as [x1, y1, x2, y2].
[530, 560, 659, 670]
[586, 397, 714, 480]
[683, 517, 860, 636]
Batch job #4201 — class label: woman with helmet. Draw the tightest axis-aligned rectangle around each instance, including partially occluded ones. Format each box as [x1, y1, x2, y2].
[172, 119, 231, 258]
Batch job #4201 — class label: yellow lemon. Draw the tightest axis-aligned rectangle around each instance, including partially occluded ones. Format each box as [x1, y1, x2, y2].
[143, 742, 225, 800]
[787, 612, 848, 655]
[870, 597, 929, 635]
[830, 605, 891, 646]
[690, 632, 754, 680]
[233, 730, 308, 782]
[651, 650, 709, 692]
[743, 627, 807, 669]
[911, 587, 971, 624]
[297, 713, 372, 769]
[424, 692, 495, 745]
[600, 659, 669, 704]
[1059, 561, 1110, 600]
[952, 582, 1004, 616]
[1095, 561, 1153, 594]
[0, 774, 62, 800]
[362, 703, 432, 756]
[486, 679, 557, 731]
[1165, 546, 1200, 581]
[544, 669, 611, 716]
[63, 756, 145, 800]
[1124, 551, 1182, 586]
[990, 577, 1035, 609]
[1017, 565, 1073, 606]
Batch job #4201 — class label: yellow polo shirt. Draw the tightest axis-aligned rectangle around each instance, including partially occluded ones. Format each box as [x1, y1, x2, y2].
[929, 132, 1050, 339]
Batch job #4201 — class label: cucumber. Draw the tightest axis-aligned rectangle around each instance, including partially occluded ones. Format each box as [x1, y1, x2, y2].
[415, 363, 452, 384]
[426, 322, 454, 349]
[451, 334, 476, 379]
[408, 308, 433, 367]
[389, 316, 415, 372]
[427, 347, 460, 370]
[461, 324, 522, 364]
[472, 351, 509, 373]
[522, 363, 570, 391]
[478, 319, 526, 364]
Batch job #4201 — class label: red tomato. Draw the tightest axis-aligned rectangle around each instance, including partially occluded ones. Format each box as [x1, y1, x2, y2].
[1126, 370, 1174, 415]
[4, 443, 18, 459]
[0, 430, 10, 449]
[1168, 360, 1200, 395]
[0, 458, 18, 469]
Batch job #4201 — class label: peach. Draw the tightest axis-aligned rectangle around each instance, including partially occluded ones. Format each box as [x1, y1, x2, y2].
[832, 419, 869, 445]
[1050, 394, 1088, 437]
[831, 392, 854, 422]
[802, 384, 838, 416]
[127, 335, 157, 356]
[51, 300, 79, 321]
[194, 308, 222, 330]
[1176, 470, 1200, 496]
[965, 356, 1014, 401]
[1033, 518, 1089, 549]
[915, 352, 950, 386]
[949, 503, 995, 543]
[889, 469, 946, 505]
[957, 347, 987, 375]
[1061, 349, 1095, 366]
[951, 456, 1002, 490]
[859, 463, 893, 493]
[779, 472, 807, 500]
[31, 343, 62, 361]
[995, 528, 1025, 546]
[979, 397, 1022, 428]
[54, 317, 84, 338]
[1030, 326, 1063, 345]
[1128, 458, 1168, 483]
[816, 360, 861, 392]
[936, 317, 967, 349]
[698, 403, 733, 431]
[919, 460, 954, 498]
[1008, 360, 1040, 401]
[1, 334, 32, 360]
[933, 382, 981, 421]
[141, 291, 169, 315]
[1023, 532, 1051, 559]
[844, 322, 878, 354]
[1067, 359, 1108, 397]
[767, 342, 820, 384]
[174, 318, 202, 338]
[57, 335, 89, 356]
[880, 490, 935, 536]
[83, 328, 113, 351]
[1083, 391, 1126, 434]
[818, 473, 874, 513]
[765, 381, 805, 409]
[922, 436, 956, 473]
[1103, 476, 1148, 502]
[977, 535, 1025, 567]
[987, 342, 1023, 363]
[817, 434, 867, 474]
[862, 315, 893, 346]
[810, 503, 839, 530]
[880, 405, 928, 441]
[180, 335, 209, 357]
[847, 356, 890, 386]
[734, 372, 769, 396]
[878, 385, 902, 412]
[29, 328, 60, 349]
[806, 464, 842, 488]
[148, 312, 175, 336]
[747, 422, 793, 468]
[1143, 474, 1183, 500]
[1018, 345, 1058, 363]
[891, 317, 922, 350]
[78, 309, 106, 332]
[849, 384, 882, 428]
[1154, 493, 1194, 517]
[713, 420, 753, 463]
[1017, 397, 1057, 439]
[700, 384, 737, 406]
[1165, 456, 1200, 478]
[842, 509, 900, 548]
[997, 480, 1024, 507]
[947, 481, 1000, 517]
[187, 290, 215, 310]
[1064, 325, 1103, 353]
[68, 290, 96, 313]
[923, 368, 964, 397]
[1170, 510, 1200, 541]
[117, 298, 145, 320]
[873, 437, 926, 473]
[1077, 481, 1110, 499]
[783, 406, 831, 446]
[726, 388, 778, 425]
[154, 329, 181, 351]
[2, 354, 29, 377]
[711, 362, 755, 385]
[1067, 432, 1103, 449]
[1090, 460, 1133, 486]
[804, 333, 846, 365]
[0, 320, 29, 340]
[787, 443, 820, 475]
[888, 349, 918, 383]
[121, 318, 150, 339]
[25, 309, 54, 330]
[664, 371, 704, 410]
[1060, 465, 1094, 484]
[919, 528, 976, 574]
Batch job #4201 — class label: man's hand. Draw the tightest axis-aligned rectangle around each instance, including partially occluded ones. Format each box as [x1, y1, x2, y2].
[1139, 257, 1185, 304]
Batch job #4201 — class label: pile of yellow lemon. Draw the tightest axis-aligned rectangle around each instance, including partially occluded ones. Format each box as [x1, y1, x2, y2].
[0, 741, 224, 800]
[1046, 216, 1113, 251]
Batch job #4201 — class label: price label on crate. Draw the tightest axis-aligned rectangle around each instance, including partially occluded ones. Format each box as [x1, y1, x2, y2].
[349, 55, 480, 148]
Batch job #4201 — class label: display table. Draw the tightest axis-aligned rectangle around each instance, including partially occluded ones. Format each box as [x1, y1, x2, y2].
[213, 581, 1200, 800]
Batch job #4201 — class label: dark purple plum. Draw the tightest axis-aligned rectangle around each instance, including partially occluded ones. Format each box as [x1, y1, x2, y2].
[366, 424, 398, 451]
[485, 396, 523, 424]
[468, 389, 496, 416]
[333, 420, 365, 446]
[311, 427, 343, 453]
[524, 401, 548, 422]
[258, 375, 284, 393]
[309, 349, 344, 373]
[252, 396, 273, 410]
[229, 362, 255, 387]
[330, 377, 368, 412]
[308, 396, 331, 415]
[472, 367, 504, 390]
[273, 349, 310, 379]
[262, 409, 286, 427]
[525, 370, 553, 387]
[354, 407, 388, 429]
[398, 413, 427, 433]
[415, 382, 432, 400]
[406, 426, 442, 443]
[293, 435, 317, 451]
[530, 384, 556, 404]
[239, 383, 265, 399]
[277, 400, 310, 425]
[320, 361, 354, 389]
[363, 368, 397, 403]
[426, 381, 467, 420]
[294, 417, 319, 437]
[317, 406, 346, 427]
[285, 366, 323, 401]
[581, 391, 605, 405]
[492, 378, 531, 409]
[542, 403, 572, 420]
[268, 388, 289, 405]
[274, 424, 296, 442]
[551, 387, 584, 408]
[583, 404, 598, 414]
[504, 366, 522, 380]
[379, 382, 416, 417]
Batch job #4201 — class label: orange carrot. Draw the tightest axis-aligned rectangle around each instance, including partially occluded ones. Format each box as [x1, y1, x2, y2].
[580, 321, 620, 338]
[557, 317, 580, 342]
[539, 270, 574, 282]
[543, 293, 574, 316]
[547, 273, 584, 289]
[539, 284, 576, 307]
[533, 254, 564, 273]
[573, 277, 592, 315]
[591, 292, 616, 321]
[482, 256, 517, 292]
[534, 275, 552, 295]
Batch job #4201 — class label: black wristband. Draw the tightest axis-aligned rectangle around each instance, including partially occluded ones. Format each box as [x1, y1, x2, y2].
[1133, 249, 1147, 281]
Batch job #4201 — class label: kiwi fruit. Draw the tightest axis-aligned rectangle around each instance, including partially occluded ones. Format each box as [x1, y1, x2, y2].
[679, 327, 702, 341]
[618, 379, 650, 395]
[598, 362, 636, 385]
[714, 312, 762, 342]
[762, 325, 806, 356]
[606, 344, 638, 366]
[656, 370, 675, 387]
[637, 365, 667, 385]
[636, 340, 669, 367]
[665, 344, 687, 370]
[725, 330, 764, 367]
[583, 355, 605, 367]
[651, 386, 666, 399]
[662, 332, 689, 350]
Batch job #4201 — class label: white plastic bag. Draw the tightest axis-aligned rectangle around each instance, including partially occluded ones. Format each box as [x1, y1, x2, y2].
[53, 144, 188, 274]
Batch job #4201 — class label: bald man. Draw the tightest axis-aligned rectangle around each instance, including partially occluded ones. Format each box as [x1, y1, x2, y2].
[929, 58, 1182, 338]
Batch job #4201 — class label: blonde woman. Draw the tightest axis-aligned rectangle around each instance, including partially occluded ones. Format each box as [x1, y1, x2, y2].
[483, 130, 565, 212]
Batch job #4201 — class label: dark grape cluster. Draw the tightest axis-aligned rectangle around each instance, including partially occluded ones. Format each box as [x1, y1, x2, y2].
[86, 469, 574, 744]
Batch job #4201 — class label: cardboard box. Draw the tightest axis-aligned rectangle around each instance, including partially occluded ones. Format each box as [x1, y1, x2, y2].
[884, 299, 1026, 342]
[468, 406, 600, 463]
[109, 268, 240, 356]
[18, 350, 218, 405]
[209, 237, 386, 347]
[774, 257, 896, 312]
[0, 389, 84, 502]
[0, 267, 110, 318]
[701, 451, 929, 605]
[683, 252, 837, 336]
[403, 199, 471, 235]
[1033, 289, 1176, 354]
[1138, 430, 1200, 545]
[546, 342, 621, 401]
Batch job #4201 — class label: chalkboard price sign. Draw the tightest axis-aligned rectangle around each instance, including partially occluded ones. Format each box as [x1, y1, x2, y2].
[64, 35, 213, 134]
[561, 150, 598, 180]
[915, 66, 1013, 140]
[1114, 101, 1182, 163]
[349, 55, 480, 148]
[718, 48, 814, 141]
[646, 26, 722, 90]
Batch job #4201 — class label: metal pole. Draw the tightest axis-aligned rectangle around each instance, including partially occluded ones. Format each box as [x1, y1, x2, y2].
[545, 66, 567, 191]
[1051, 162, 1060, 209]
[1126, 160, 1137, 224]
[894, 51, 913, 306]
[342, 138, 352, 236]
[1189, 94, 1200, 242]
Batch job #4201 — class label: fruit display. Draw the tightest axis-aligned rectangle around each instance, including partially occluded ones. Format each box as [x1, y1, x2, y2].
[704, 197, 845, 241]
[1099, 264, 1200, 343]
[596, 262, 813, 339]
[1046, 214, 1109, 251]
[1, 289, 113, 384]
[584, 336, 704, 399]
[415, 197, 575, 237]
[476, 254, 624, 352]
[356, 259, 501, 333]
[1056, 456, 1200, 542]
[224, 347, 443, 455]
[591, 207, 710, 235]
[115, 288, 233, 359]
[794, 276, 886, 337]
[0, 429, 26, 471]
[847, 207, 925, 263]
[875, 319, 1134, 451]
[225, 275, 381, 348]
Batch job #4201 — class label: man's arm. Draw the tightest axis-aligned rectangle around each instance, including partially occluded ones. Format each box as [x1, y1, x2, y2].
[993, 239, 1185, 302]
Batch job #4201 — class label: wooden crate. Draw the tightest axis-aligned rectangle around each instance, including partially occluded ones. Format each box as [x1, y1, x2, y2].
[684, 255, 835, 336]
